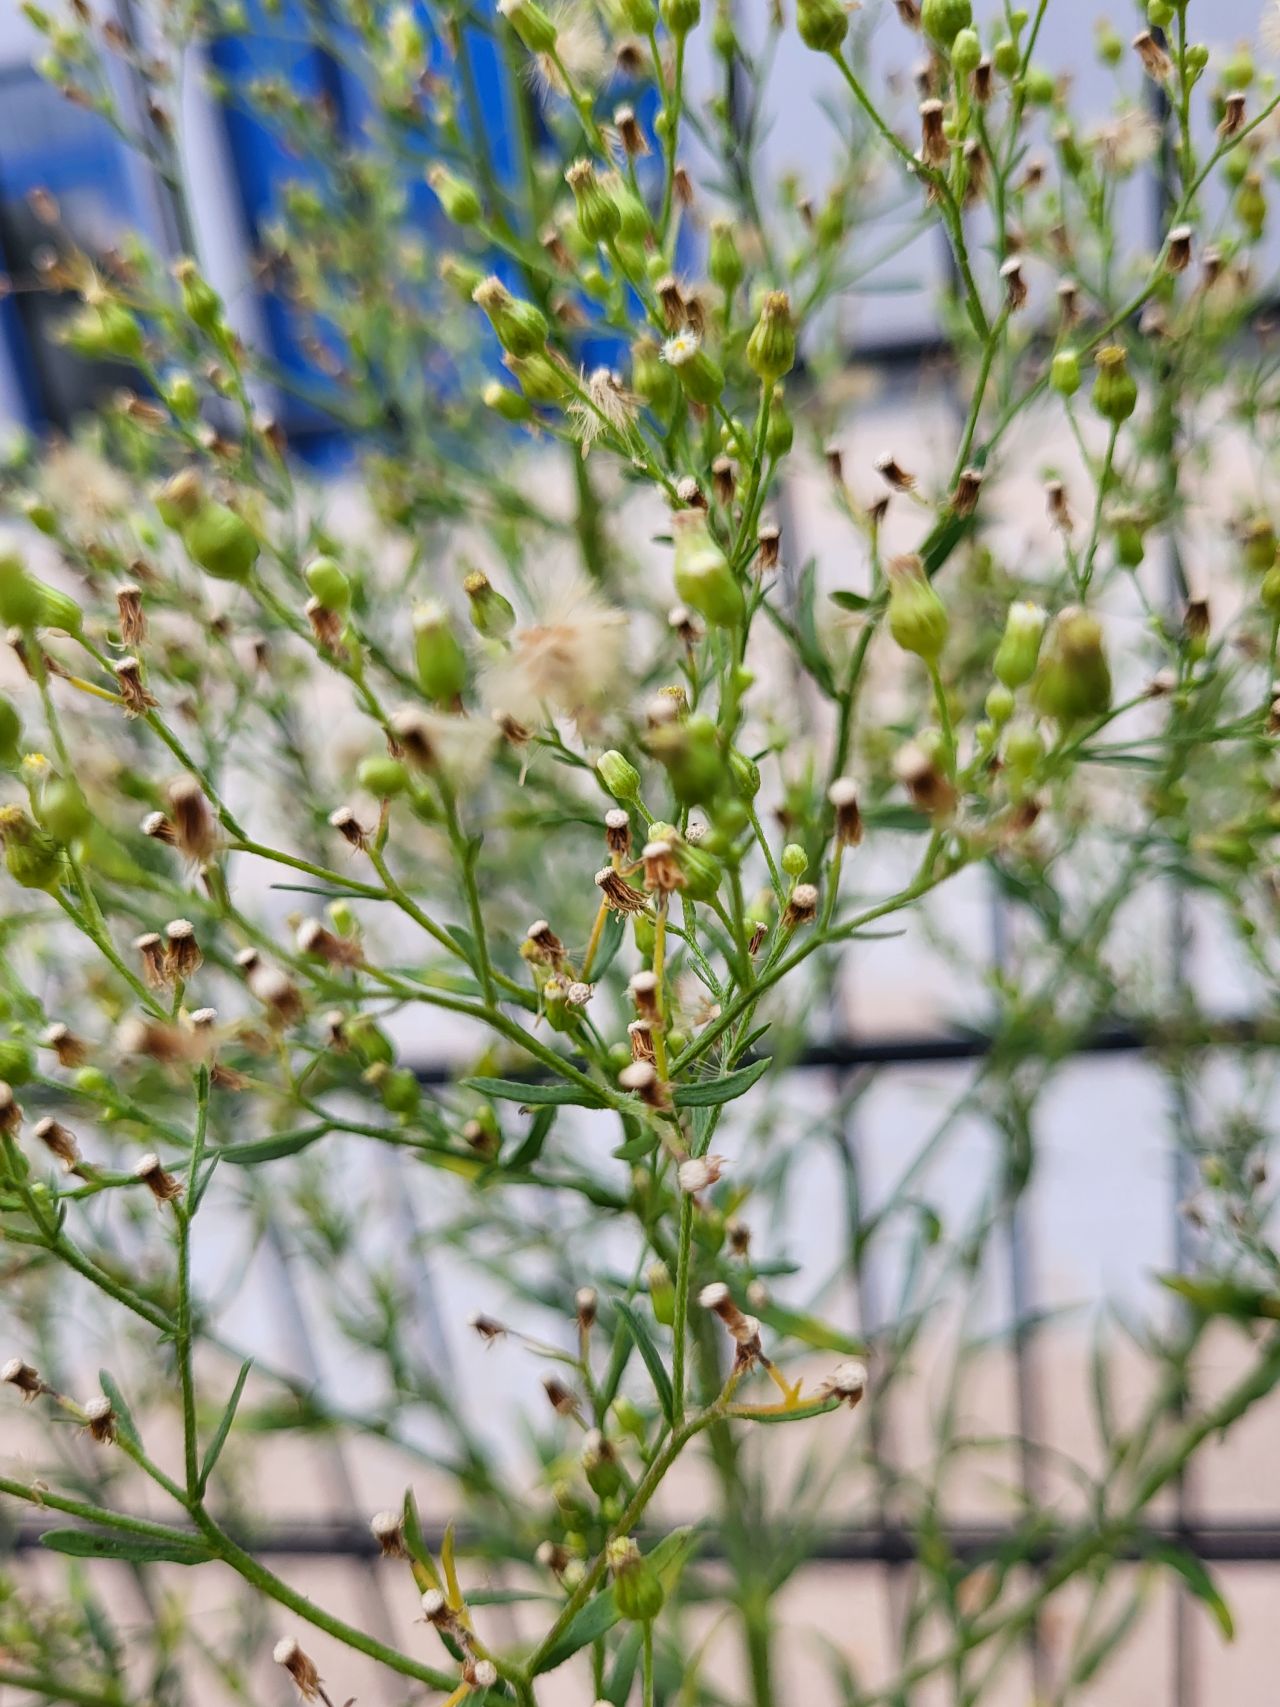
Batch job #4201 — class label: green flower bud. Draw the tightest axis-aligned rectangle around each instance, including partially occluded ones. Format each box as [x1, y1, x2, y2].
[305, 554, 352, 613]
[182, 501, 260, 582]
[951, 25, 981, 74]
[472, 276, 548, 357]
[582, 1430, 624, 1498]
[662, 330, 723, 407]
[497, 0, 558, 53]
[673, 509, 745, 629]
[745, 290, 796, 384]
[631, 337, 679, 414]
[676, 837, 724, 903]
[1003, 720, 1045, 779]
[21, 495, 58, 535]
[37, 776, 91, 844]
[985, 683, 1015, 726]
[660, 0, 699, 35]
[796, 0, 848, 53]
[358, 754, 410, 796]
[62, 300, 143, 362]
[621, 0, 657, 26]
[0, 1039, 34, 1084]
[1050, 348, 1081, 396]
[566, 159, 621, 245]
[1262, 566, 1280, 613]
[483, 380, 533, 422]
[887, 554, 948, 664]
[633, 913, 656, 957]
[74, 1066, 112, 1096]
[1237, 173, 1267, 242]
[463, 569, 516, 640]
[781, 842, 807, 878]
[1023, 64, 1056, 104]
[1092, 345, 1138, 424]
[0, 697, 21, 769]
[1095, 20, 1123, 65]
[380, 1066, 421, 1117]
[647, 1259, 674, 1325]
[1242, 517, 1276, 575]
[708, 218, 744, 295]
[1114, 514, 1146, 568]
[611, 181, 651, 244]
[31, 579, 83, 634]
[1031, 605, 1112, 725]
[608, 1537, 665, 1622]
[164, 372, 200, 423]
[611, 1395, 647, 1445]
[992, 36, 1019, 76]
[0, 805, 65, 891]
[0, 554, 43, 628]
[765, 385, 794, 457]
[506, 352, 574, 405]
[155, 468, 204, 529]
[728, 748, 760, 798]
[647, 712, 725, 807]
[921, 0, 971, 49]
[993, 600, 1047, 689]
[428, 165, 483, 226]
[345, 1013, 395, 1067]
[413, 602, 468, 706]
[439, 253, 486, 301]
[1221, 44, 1254, 91]
[597, 749, 642, 801]
[175, 259, 223, 334]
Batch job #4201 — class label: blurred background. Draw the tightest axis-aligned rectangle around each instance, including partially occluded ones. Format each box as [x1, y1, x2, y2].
[2, 3, 1280, 1704]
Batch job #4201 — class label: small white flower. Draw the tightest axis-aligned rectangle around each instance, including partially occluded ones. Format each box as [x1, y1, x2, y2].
[661, 329, 701, 367]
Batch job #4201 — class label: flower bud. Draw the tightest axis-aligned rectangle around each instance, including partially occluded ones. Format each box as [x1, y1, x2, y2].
[781, 842, 807, 878]
[597, 749, 642, 801]
[1031, 605, 1112, 724]
[463, 570, 516, 640]
[631, 337, 679, 414]
[993, 600, 1047, 689]
[648, 1260, 675, 1325]
[951, 24, 981, 73]
[622, 0, 658, 24]
[886, 554, 948, 663]
[62, 300, 143, 362]
[647, 712, 725, 807]
[484, 380, 532, 422]
[428, 165, 482, 226]
[745, 291, 796, 384]
[0, 805, 64, 891]
[662, 330, 723, 407]
[472, 276, 548, 357]
[37, 776, 91, 844]
[608, 1536, 665, 1622]
[305, 554, 351, 614]
[497, 0, 557, 53]
[412, 602, 468, 706]
[0, 697, 21, 770]
[0, 555, 43, 629]
[672, 509, 744, 629]
[921, 0, 971, 48]
[1092, 345, 1137, 424]
[183, 501, 260, 582]
[708, 219, 744, 294]
[765, 386, 793, 457]
[175, 259, 222, 334]
[1050, 348, 1080, 396]
[796, 0, 848, 54]
[660, 0, 699, 35]
[566, 160, 621, 245]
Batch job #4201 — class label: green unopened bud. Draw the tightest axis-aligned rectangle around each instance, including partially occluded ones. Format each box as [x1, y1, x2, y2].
[611, 1395, 647, 1444]
[887, 554, 948, 664]
[1114, 514, 1146, 568]
[30, 579, 82, 634]
[37, 777, 91, 844]
[631, 337, 679, 414]
[497, 0, 557, 53]
[0, 805, 65, 891]
[0, 555, 43, 629]
[483, 380, 532, 422]
[993, 600, 1047, 689]
[174, 259, 222, 334]
[1031, 605, 1112, 724]
[439, 253, 486, 301]
[1221, 44, 1254, 90]
[728, 748, 760, 799]
[1050, 348, 1081, 396]
[611, 181, 650, 244]
[1261, 566, 1280, 613]
[708, 219, 744, 294]
[745, 290, 796, 384]
[781, 842, 807, 878]
[951, 26, 981, 74]
[621, 0, 657, 25]
[608, 1537, 665, 1622]
[0, 697, 21, 769]
[1243, 517, 1278, 575]
[660, 0, 699, 35]
[662, 330, 723, 407]
[163, 372, 199, 423]
[796, 0, 847, 53]
[566, 159, 621, 244]
[358, 754, 409, 796]
[0, 1039, 34, 1085]
[155, 469, 203, 529]
[1095, 20, 1123, 65]
[1023, 64, 1056, 104]
[506, 351, 573, 405]
[472, 276, 548, 357]
[985, 683, 1015, 726]
[380, 1067, 421, 1117]
[428, 165, 483, 226]
[1092, 345, 1138, 424]
[305, 554, 351, 613]
[413, 602, 468, 706]
[183, 501, 260, 582]
[582, 1430, 624, 1498]
[1237, 173, 1267, 242]
[765, 385, 794, 457]
[463, 570, 516, 640]
[647, 1259, 674, 1325]
[62, 300, 143, 362]
[673, 509, 744, 629]
[1004, 720, 1045, 779]
[21, 495, 57, 535]
[647, 712, 724, 807]
[598, 750, 642, 801]
[921, 0, 971, 48]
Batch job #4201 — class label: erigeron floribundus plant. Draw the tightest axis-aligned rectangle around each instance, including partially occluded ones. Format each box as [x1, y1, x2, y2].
[5, 1, 1280, 1704]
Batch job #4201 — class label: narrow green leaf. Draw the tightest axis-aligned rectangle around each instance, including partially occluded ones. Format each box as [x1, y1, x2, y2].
[592, 909, 627, 978]
[1144, 1540, 1235, 1640]
[199, 1359, 252, 1492]
[506, 1106, 557, 1171]
[40, 1528, 213, 1566]
[674, 1057, 770, 1107]
[533, 1528, 697, 1675]
[614, 1299, 675, 1425]
[217, 1126, 328, 1165]
[97, 1370, 141, 1452]
[465, 1076, 605, 1109]
[755, 1302, 866, 1357]
[829, 590, 872, 612]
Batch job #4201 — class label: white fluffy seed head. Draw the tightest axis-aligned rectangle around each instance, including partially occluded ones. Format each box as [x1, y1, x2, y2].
[699, 1282, 731, 1310]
